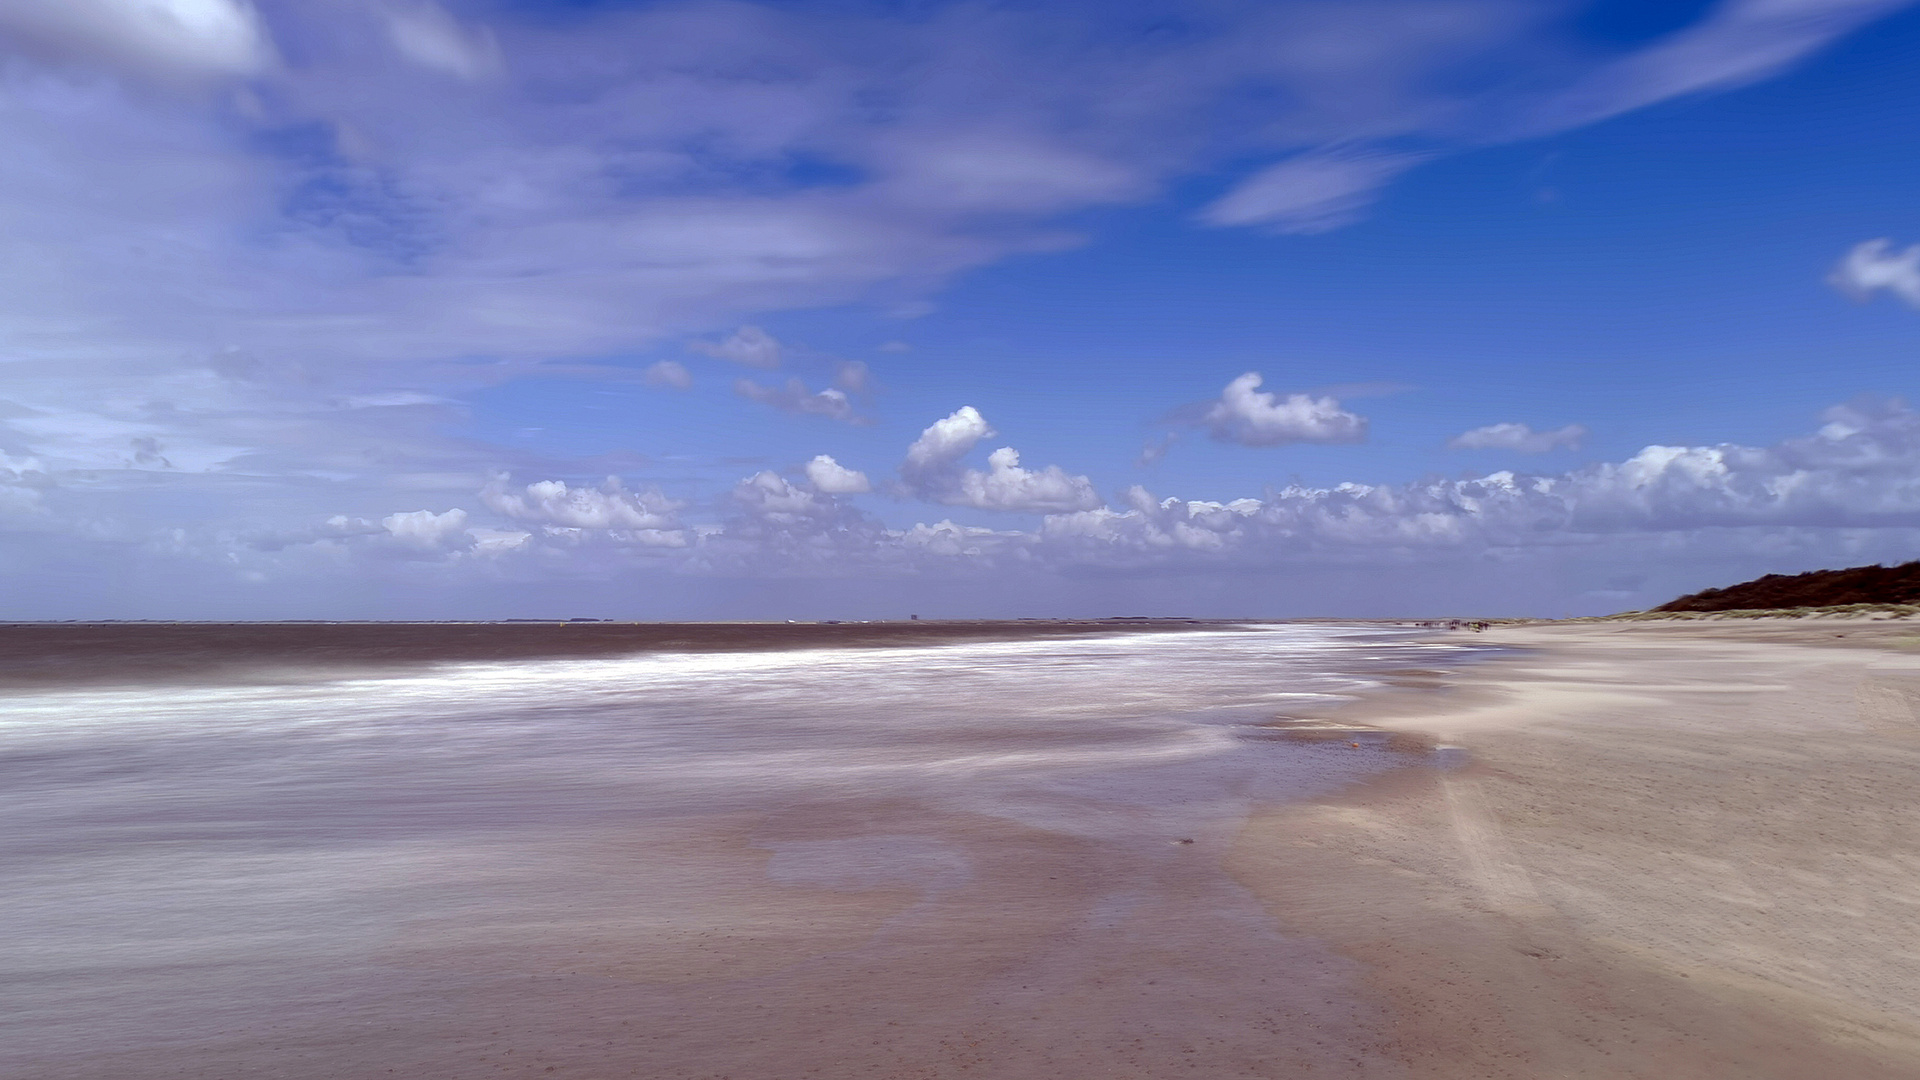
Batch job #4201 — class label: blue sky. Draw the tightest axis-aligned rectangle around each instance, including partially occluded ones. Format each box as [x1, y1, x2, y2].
[3, 0, 1920, 618]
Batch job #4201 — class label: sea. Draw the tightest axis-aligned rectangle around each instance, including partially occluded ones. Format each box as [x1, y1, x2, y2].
[0, 620, 1484, 1079]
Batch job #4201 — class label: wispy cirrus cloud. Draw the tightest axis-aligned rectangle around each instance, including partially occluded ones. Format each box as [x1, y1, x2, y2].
[1516, 0, 1919, 137]
[1450, 422, 1588, 453]
[0, 0, 1902, 382]
[0, 0, 1911, 614]
[1201, 148, 1429, 233]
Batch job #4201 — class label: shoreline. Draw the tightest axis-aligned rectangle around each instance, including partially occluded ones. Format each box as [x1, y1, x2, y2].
[13, 617, 1916, 1076]
[1230, 618, 1920, 1077]
[0, 622, 1435, 1079]
[0, 617, 1247, 690]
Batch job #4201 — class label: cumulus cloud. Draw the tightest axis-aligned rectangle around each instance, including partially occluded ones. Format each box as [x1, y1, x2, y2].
[382, 507, 470, 550]
[735, 378, 861, 423]
[897, 519, 1024, 560]
[900, 406, 1101, 513]
[692, 469, 895, 574]
[481, 475, 682, 534]
[203, 398, 1920, 584]
[1201, 148, 1427, 233]
[731, 470, 839, 522]
[1201, 373, 1367, 447]
[0, 2, 1911, 614]
[467, 527, 532, 557]
[692, 326, 783, 368]
[950, 447, 1103, 514]
[250, 508, 478, 561]
[33, 397, 1920, 615]
[643, 360, 692, 389]
[1041, 398, 1920, 569]
[1449, 422, 1588, 453]
[1829, 239, 1920, 306]
[903, 406, 994, 482]
[804, 455, 870, 494]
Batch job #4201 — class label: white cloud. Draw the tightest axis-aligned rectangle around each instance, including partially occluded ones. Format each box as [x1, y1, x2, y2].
[898, 519, 1023, 560]
[0, 2, 1909, 615]
[903, 406, 995, 481]
[0, 0, 1898, 405]
[734, 378, 861, 423]
[1040, 398, 1920, 567]
[732, 470, 835, 522]
[804, 455, 870, 494]
[1202, 373, 1367, 447]
[382, 507, 469, 549]
[380, 2, 501, 81]
[468, 527, 532, 557]
[697, 469, 893, 574]
[481, 476, 682, 532]
[951, 447, 1103, 514]
[1201, 148, 1427, 233]
[692, 326, 783, 368]
[900, 406, 1101, 513]
[643, 360, 693, 389]
[19, 397, 1920, 616]
[1829, 238, 1920, 306]
[0, 0, 274, 78]
[3, 401, 249, 473]
[1203, 0, 1911, 235]
[1520, 0, 1918, 136]
[1449, 422, 1588, 453]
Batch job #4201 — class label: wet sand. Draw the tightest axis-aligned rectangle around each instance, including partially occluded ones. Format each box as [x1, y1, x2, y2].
[1, 623, 1424, 1079]
[11, 618, 1919, 1078]
[1230, 618, 1920, 1077]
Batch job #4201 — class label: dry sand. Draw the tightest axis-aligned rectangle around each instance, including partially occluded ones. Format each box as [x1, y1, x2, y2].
[1229, 618, 1920, 1077]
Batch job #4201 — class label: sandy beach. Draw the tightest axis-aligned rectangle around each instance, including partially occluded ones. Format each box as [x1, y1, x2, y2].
[0, 623, 1418, 1079]
[1230, 617, 1920, 1077]
[9, 618, 1920, 1078]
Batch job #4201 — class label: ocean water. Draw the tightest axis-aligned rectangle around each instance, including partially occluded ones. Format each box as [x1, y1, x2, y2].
[0, 622, 1478, 1078]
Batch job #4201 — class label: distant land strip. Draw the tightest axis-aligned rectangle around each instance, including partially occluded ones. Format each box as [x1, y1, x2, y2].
[1655, 560, 1920, 613]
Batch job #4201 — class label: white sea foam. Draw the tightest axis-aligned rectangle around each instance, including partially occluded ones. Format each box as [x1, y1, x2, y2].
[0, 622, 1483, 1070]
